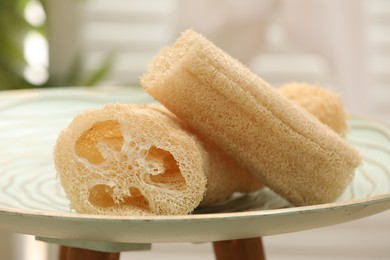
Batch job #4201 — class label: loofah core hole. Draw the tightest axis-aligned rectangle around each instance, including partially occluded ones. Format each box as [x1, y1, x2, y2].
[88, 184, 115, 208]
[88, 184, 150, 211]
[123, 187, 150, 211]
[146, 146, 186, 190]
[75, 120, 124, 164]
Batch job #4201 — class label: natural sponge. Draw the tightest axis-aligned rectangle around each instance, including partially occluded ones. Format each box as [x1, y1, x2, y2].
[54, 103, 263, 215]
[54, 104, 208, 216]
[141, 29, 362, 206]
[152, 105, 263, 206]
[278, 82, 348, 136]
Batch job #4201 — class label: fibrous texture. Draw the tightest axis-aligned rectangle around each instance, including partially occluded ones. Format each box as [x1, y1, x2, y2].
[141, 29, 362, 206]
[278, 82, 348, 136]
[54, 104, 263, 215]
[54, 104, 208, 216]
[152, 106, 263, 206]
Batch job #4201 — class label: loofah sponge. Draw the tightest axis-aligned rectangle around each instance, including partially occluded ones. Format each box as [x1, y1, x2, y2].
[278, 82, 348, 136]
[141, 29, 362, 206]
[152, 105, 263, 206]
[54, 104, 263, 215]
[54, 104, 209, 216]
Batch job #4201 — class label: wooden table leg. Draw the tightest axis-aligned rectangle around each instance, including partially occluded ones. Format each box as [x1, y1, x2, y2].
[59, 246, 120, 260]
[59, 246, 68, 260]
[213, 237, 266, 260]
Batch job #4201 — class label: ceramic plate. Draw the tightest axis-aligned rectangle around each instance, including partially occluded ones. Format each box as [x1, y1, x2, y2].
[0, 87, 389, 243]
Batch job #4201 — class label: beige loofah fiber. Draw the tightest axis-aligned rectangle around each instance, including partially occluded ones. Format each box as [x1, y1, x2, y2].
[278, 82, 348, 136]
[152, 105, 263, 206]
[141, 29, 362, 206]
[54, 103, 263, 215]
[54, 104, 209, 216]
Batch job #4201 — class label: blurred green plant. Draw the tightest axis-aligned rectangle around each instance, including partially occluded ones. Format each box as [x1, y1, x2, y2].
[45, 51, 115, 87]
[0, 0, 112, 90]
[0, 0, 35, 89]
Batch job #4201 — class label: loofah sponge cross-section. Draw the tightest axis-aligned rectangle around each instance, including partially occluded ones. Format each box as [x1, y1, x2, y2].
[152, 105, 263, 206]
[54, 104, 209, 216]
[54, 103, 264, 215]
[141, 29, 362, 206]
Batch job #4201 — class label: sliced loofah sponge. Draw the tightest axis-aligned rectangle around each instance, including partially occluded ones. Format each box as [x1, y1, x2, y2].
[278, 82, 348, 136]
[54, 103, 263, 215]
[141, 29, 362, 206]
[54, 104, 209, 216]
[152, 105, 263, 206]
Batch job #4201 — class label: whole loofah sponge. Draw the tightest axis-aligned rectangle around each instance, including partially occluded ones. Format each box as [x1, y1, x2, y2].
[54, 104, 208, 216]
[141, 29, 362, 206]
[278, 82, 348, 136]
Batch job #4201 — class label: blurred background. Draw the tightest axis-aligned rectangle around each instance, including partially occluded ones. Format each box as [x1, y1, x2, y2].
[0, 0, 389, 259]
[1, 0, 389, 121]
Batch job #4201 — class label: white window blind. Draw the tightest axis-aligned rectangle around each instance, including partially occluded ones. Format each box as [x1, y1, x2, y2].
[367, 0, 390, 119]
[52, 0, 388, 121]
[79, 0, 176, 86]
